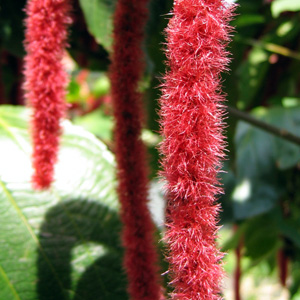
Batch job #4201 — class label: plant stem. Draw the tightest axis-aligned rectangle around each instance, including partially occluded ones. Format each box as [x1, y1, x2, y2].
[235, 36, 300, 61]
[226, 106, 300, 146]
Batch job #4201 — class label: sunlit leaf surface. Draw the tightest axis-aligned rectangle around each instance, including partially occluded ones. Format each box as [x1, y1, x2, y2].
[0, 105, 127, 300]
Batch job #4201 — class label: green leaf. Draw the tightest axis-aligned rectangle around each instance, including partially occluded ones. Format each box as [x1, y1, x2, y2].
[233, 14, 265, 27]
[271, 0, 300, 18]
[237, 47, 270, 109]
[276, 20, 295, 37]
[244, 215, 280, 261]
[0, 106, 127, 300]
[246, 106, 300, 170]
[73, 108, 113, 141]
[233, 106, 300, 219]
[221, 224, 245, 252]
[232, 180, 279, 220]
[266, 107, 300, 169]
[290, 261, 300, 298]
[219, 163, 237, 224]
[66, 79, 81, 103]
[78, 0, 117, 52]
[90, 74, 110, 97]
[233, 117, 279, 219]
[277, 202, 300, 249]
[279, 222, 300, 249]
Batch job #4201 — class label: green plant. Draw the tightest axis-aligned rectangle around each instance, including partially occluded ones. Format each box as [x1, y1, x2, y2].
[1, 0, 300, 299]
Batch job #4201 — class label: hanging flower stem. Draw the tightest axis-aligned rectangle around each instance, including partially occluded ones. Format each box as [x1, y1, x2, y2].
[110, 1, 162, 299]
[24, 0, 72, 189]
[278, 248, 289, 287]
[234, 231, 242, 300]
[159, 0, 235, 299]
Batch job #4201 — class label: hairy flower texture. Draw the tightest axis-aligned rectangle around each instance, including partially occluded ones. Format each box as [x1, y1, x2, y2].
[24, 0, 72, 189]
[110, 1, 162, 300]
[159, 0, 235, 299]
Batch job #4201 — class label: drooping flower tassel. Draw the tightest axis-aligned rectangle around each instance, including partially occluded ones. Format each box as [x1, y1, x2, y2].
[110, 1, 162, 299]
[159, 0, 235, 299]
[24, 0, 72, 189]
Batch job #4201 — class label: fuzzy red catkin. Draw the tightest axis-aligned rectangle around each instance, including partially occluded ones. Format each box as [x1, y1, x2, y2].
[24, 0, 72, 189]
[159, 0, 235, 299]
[110, 1, 162, 299]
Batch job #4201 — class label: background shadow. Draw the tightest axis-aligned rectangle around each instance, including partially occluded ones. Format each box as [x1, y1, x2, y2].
[36, 199, 128, 300]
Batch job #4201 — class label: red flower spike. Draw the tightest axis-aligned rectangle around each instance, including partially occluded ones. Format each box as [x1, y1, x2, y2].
[24, 0, 72, 189]
[159, 0, 235, 299]
[110, 1, 162, 299]
[277, 248, 288, 287]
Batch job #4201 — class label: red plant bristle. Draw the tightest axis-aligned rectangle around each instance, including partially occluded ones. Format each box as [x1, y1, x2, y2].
[159, 0, 235, 299]
[24, 0, 72, 189]
[110, 1, 162, 299]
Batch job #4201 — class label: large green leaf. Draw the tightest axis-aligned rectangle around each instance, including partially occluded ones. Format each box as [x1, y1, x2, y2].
[233, 106, 300, 219]
[246, 106, 300, 170]
[233, 117, 279, 219]
[78, 0, 117, 52]
[0, 106, 127, 300]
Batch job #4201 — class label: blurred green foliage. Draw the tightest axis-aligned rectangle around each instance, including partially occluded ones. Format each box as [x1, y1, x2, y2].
[0, 0, 300, 299]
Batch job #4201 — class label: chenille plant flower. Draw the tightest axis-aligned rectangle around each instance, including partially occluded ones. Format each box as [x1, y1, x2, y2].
[159, 0, 235, 299]
[24, 0, 72, 189]
[110, 1, 162, 299]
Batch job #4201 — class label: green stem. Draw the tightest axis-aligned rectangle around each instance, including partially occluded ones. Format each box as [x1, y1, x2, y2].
[235, 36, 300, 61]
[226, 106, 300, 146]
